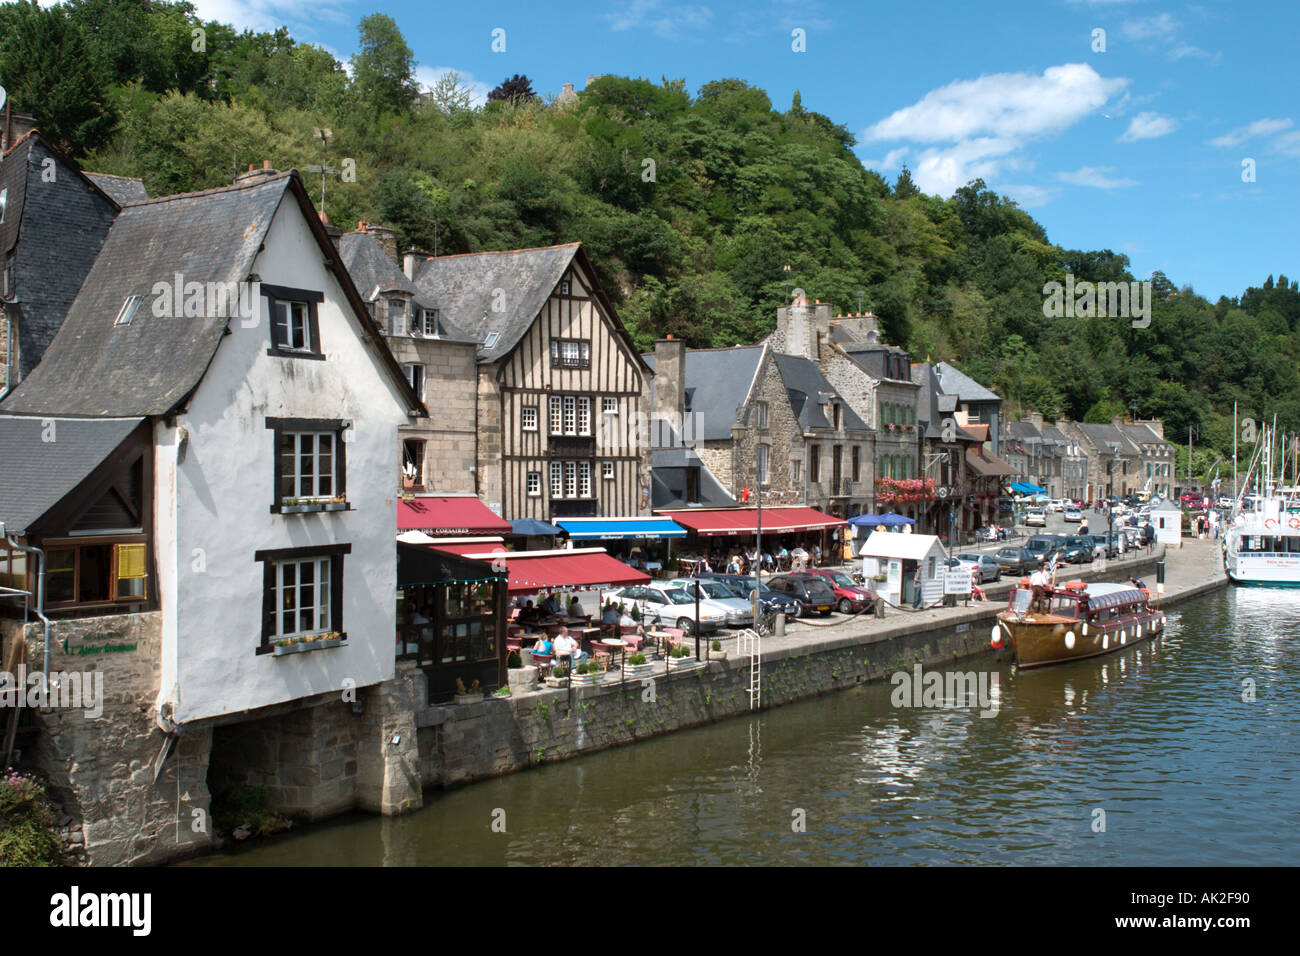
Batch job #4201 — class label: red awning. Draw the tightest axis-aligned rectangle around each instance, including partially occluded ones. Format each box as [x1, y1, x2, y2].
[397, 496, 511, 535]
[657, 506, 847, 537]
[430, 547, 649, 596]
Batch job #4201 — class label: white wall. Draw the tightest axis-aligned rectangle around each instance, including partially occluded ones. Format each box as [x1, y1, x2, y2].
[158, 198, 411, 724]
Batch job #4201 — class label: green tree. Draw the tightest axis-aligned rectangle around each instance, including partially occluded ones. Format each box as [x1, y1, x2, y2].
[349, 13, 418, 116]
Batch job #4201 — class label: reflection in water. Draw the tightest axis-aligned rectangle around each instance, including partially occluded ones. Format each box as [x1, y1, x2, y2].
[188, 589, 1297, 866]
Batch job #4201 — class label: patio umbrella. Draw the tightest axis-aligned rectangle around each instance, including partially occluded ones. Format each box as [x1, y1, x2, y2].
[876, 513, 916, 527]
[846, 513, 886, 526]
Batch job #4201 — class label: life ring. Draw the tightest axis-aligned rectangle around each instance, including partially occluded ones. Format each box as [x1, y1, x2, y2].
[1265, 518, 1278, 529]
[1290, 517, 1300, 530]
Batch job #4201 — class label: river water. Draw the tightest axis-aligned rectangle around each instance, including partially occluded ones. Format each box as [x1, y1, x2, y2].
[192, 587, 1297, 866]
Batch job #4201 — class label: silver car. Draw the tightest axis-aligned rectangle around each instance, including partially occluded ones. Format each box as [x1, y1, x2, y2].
[667, 578, 754, 626]
[955, 552, 1002, 584]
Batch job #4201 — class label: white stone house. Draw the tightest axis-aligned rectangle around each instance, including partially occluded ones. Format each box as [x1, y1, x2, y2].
[0, 168, 424, 726]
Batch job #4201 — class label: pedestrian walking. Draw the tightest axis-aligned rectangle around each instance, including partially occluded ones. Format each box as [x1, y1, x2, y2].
[911, 568, 923, 609]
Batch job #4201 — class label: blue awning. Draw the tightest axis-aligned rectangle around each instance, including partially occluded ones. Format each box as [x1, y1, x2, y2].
[1010, 481, 1048, 495]
[555, 516, 687, 539]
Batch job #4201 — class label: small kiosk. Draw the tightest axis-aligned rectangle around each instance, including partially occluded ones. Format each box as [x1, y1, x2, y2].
[859, 531, 948, 607]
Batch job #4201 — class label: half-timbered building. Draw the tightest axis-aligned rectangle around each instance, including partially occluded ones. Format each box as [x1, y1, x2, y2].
[404, 243, 652, 522]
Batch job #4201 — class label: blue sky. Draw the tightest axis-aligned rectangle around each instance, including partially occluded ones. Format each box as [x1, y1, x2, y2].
[195, 0, 1298, 301]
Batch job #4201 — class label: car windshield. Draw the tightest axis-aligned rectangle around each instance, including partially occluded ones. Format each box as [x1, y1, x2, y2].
[957, 553, 981, 562]
[827, 572, 855, 587]
[661, 589, 695, 605]
[696, 582, 735, 599]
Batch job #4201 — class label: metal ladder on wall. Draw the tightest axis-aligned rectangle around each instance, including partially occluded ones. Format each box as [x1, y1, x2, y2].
[738, 628, 761, 710]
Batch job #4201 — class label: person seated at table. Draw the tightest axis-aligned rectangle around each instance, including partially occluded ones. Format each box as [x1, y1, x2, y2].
[617, 607, 644, 636]
[601, 601, 622, 626]
[566, 595, 584, 618]
[970, 570, 986, 602]
[727, 554, 742, 574]
[518, 600, 542, 623]
[531, 634, 553, 658]
[551, 627, 586, 666]
[697, 555, 713, 573]
[762, 551, 773, 571]
[539, 592, 561, 615]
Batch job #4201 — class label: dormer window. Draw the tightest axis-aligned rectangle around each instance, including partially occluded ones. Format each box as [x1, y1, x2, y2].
[422, 309, 438, 337]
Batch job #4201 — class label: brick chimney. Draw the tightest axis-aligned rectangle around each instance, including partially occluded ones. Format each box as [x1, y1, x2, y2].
[236, 160, 278, 182]
[319, 211, 342, 249]
[775, 296, 833, 360]
[653, 337, 686, 444]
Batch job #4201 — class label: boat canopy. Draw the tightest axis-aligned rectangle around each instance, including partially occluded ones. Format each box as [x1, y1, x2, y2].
[1082, 586, 1147, 611]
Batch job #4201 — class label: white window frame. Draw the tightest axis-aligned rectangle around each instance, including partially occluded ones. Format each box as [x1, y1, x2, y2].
[602, 461, 615, 480]
[521, 406, 538, 432]
[281, 431, 337, 501]
[578, 461, 592, 497]
[422, 309, 438, 337]
[602, 396, 618, 415]
[757, 443, 770, 485]
[755, 401, 768, 429]
[403, 363, 425, 401]
[564, 461, 577, 498]
[549, 396, 562, 435]
[576, 397, 591, 436]
[273, 556, 331, 639]
[527, 472, 541, 496]
[550, 461, 562, 497]
[274, 301, 313, 353]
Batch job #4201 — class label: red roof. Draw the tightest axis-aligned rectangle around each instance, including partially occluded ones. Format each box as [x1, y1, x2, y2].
[397, 497, 511, 535]
[657, 506, 847, 537]
[430, 546, 648, 596]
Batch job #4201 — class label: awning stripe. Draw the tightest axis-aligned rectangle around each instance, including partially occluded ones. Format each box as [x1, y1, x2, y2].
[397, 496, 511, 535]
[555, 517, 687, 539]
[656, 506, 847, 537]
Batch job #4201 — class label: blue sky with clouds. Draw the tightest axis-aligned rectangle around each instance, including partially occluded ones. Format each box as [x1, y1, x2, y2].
[192, 0, 1297, 301]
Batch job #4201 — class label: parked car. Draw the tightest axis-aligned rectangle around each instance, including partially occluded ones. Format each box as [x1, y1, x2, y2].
[1217, 495, 1233, 509]
[1024, 534, 1065, 563]
[1046, 499, 1067, 513]
[1025, 508, 1047, 527]
[1088, 533, 1118, 560]
[766, 575, 837, 616]
[1179, 493, 1205, 508]
[601, 584, 728, 635]
[1063, 507, 1082, 523]
[694, 572, 803, 619]
[994, 546, 1041, 576]
[954, 552, 1002, 583]
[1054, 535, 1096, 564]
[794, 568, 873, 614]
[667, 578, 753, 627]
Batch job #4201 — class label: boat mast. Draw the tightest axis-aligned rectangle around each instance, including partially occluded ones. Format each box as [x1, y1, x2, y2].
[1233, 401, 1238, 504]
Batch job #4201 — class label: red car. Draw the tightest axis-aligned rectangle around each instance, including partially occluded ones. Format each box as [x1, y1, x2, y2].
[792, 569, 874, 614]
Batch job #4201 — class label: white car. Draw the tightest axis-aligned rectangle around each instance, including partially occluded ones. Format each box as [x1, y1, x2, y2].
[1063, 507, 1082, 522]
[667, 578, 753, 627]
[1046, 500, 1066, 513]
[1025, 508, 1047, 527]
[601, 584, 729, 635]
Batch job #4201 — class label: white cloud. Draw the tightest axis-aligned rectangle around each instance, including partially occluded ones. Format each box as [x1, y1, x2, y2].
[1272, 130, 1300, 157]
[190, 0, 350, 35]
[1118, 111, 1177, 142]
[864, 64, 1127, 144]
[861, 64, 1127, 195]
[605, 0, 713, 39]
[861, 147, 909, 173]
[1207, 117, 1294, 148]
[1058, 165, 1138, 188]
[1000, 184, 1056, 208]
[1121, 13, 1179, 42]
[415, 66, 491, 109]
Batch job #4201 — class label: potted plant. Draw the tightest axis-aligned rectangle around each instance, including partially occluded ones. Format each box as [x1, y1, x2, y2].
[545, 664, 569, 688]
[622, 652, 654, 680]
[507, 650, 523, 669]
[708, 639, 727, 661]
[318, 631, 344, 648]
[272, 637, 306, 655]
[629, 603, 641, 623]
[668, 644, 698, 670]
[569, 660, 599, 686]
[453, 678, 484, 704]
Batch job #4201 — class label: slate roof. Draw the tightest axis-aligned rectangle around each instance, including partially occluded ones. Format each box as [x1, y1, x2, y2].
[910, 362, 973, 440]
[650, 446, 734, 508]
[407, 242, 637, 366]
[644, 346, 765, 441]
[936, 362, 1002, 404]
[1122, 423, 1165, 448]
[1073, 422, 1142, 455]
[339, 231, 420, 298]
[0, 171, 424, 418]
[0, 415, 142, 534]
[772, 353, 868, 431]
[85, 172, 148, 205]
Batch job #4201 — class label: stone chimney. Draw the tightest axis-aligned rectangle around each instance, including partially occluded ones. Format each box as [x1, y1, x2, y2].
[775, 296, 833, 360]
[403, 248, 431, 281]
[1137, 418, 1164, 439]
[1112, 414, 1126, 428]
[653, 337, 686, 444]
[357, 220, 399, 262]
[830, 311, 879, 344]
[1029, 410, 1044, 429]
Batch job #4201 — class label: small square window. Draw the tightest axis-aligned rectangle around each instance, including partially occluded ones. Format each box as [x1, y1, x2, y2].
[522, 406, 538, 431]
[602, 461, 614, 480]
[560, 280, 571, 295]
[527, 472, 541, 496]
[602, 397, 618, 415]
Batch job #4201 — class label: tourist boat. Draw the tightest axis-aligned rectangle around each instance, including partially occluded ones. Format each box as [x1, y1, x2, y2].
[1223, 423, 1300, 586]
[993, 579, 1166, 669]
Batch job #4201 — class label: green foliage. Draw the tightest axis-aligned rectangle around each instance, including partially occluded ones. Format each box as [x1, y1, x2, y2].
[210, 785, 291, 841]
[6, 5, 1295, 467]
[507, 650, 522, 669]
[711, 640, 722, 651]
[0, 770, 61, 866]
[627, 653, 647, 666]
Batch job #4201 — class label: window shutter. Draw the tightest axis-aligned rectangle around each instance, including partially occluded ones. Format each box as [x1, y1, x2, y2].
[116, 544, 147, 579]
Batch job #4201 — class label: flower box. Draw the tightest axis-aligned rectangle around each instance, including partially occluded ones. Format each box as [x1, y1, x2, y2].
[272, 632, 346, 655]
[621, 662, 656, 680]
[568, 672, 598, 687]
[668, 655, 701, 671]
[453, 693, 484, 705]
[280, 498, 349, 514]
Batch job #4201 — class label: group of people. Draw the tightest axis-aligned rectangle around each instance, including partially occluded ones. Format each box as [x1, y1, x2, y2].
[527, 626, 587, 667]
[514, 593, 584, 623]
[694, 543, 821, 575]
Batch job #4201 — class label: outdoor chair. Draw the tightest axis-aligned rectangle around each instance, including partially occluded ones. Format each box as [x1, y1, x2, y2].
[590, 643, 612, 671]
[618, 624, 644, 651]
[662, 627, 686, 655]
[530, 650, 553, 678]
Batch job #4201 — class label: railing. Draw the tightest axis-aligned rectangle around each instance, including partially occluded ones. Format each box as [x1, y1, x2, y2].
[548, 437, 596, 458]
[550, 499, 597, 517]
[551, 355, 590, 369]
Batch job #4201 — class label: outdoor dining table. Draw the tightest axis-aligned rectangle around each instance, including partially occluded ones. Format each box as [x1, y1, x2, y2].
[602, 638, 629, 684]
[645, 629, 671, 656]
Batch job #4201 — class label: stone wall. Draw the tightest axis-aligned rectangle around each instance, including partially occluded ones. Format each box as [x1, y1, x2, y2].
[5, 611, 214, 866]
[475, 367, 504, 512]
[395, 338, 478, 493]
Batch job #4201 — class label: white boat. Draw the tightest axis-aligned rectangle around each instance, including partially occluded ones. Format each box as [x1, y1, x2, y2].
[1223, 423, 1300, 586]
